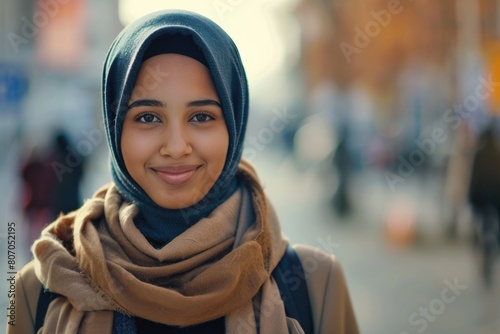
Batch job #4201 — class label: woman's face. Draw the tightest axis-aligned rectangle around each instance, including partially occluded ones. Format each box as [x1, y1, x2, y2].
[121, 54, 229, 209]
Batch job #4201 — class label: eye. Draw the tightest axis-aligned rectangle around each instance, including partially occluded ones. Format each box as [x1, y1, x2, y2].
[135, 113, 160, 123]
[190, 112, 215, 123]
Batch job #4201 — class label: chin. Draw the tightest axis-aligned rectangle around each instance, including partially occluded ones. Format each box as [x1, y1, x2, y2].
[155, 194, 201, 210]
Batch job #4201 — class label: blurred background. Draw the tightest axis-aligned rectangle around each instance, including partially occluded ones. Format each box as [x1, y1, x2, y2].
[1, 0, 500, 333]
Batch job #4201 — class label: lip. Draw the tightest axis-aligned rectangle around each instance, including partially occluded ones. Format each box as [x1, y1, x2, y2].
[152, 164, 201, 185]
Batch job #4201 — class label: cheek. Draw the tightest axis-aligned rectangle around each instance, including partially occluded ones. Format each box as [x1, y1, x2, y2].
[121, 128, 155, 170]
[194, 129, 229, 172]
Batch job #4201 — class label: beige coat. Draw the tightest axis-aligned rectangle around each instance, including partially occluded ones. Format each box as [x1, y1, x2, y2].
[6, 244, 358, 334]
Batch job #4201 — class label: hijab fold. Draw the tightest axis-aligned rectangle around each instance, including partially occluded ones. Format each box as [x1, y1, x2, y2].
[32, 161, 302, 333]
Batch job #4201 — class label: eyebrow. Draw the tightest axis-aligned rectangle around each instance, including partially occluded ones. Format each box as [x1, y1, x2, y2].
[127, 99, 165, 110]
[127, 99, 222, 110]
[186, 99, 222, 109]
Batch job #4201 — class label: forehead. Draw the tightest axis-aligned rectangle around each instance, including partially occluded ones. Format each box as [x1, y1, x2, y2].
[130, 54, 218, 101]
[137, 53, 211, 80]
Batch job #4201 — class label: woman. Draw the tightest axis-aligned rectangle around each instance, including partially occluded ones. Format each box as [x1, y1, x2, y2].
[8, 10, 358, 334]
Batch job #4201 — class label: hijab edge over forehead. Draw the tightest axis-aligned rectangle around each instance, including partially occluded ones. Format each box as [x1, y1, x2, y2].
[101, 10, 249, 233]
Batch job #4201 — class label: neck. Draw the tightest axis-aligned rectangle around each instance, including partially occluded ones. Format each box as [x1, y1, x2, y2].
[133, 178, 239, 248]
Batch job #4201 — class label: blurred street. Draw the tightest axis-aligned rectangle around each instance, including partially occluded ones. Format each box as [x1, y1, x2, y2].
[252, 146, 500, 334]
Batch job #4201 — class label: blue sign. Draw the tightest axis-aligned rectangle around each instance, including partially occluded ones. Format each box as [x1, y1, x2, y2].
[0, 63, 28, 109]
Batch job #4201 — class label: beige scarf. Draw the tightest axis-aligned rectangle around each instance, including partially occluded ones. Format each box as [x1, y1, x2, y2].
[32, 161, 302, 333]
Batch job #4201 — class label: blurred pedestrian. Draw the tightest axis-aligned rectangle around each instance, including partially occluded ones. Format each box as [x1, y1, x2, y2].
[19, 146, 57, 244]
[332, 125, 352, 215]
[51, 129, 85, 216]
[468, 122, 500, 284]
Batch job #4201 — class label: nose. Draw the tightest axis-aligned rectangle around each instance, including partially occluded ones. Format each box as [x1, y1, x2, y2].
[159, 122, 192, 158]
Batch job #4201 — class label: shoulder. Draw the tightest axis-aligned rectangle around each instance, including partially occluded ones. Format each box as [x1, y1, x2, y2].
[292, 244, 359, 334]
[6, 261, 42, 334]
[293, 244, 348, 302]
[16, 260, 43, 310]
[293, 244, 343, 279]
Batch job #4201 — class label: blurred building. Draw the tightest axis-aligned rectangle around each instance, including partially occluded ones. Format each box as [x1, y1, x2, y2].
[294, 0, 500, 169]
[0, 0, 122, 153]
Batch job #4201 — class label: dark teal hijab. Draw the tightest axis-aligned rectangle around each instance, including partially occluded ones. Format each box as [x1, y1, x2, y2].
[102, 10, 249, 247]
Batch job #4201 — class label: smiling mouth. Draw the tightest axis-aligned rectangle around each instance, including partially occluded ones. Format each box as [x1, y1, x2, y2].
[153, 165, 201, 185]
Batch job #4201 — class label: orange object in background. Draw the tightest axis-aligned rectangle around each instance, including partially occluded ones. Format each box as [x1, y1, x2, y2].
[482, 39, 500, 115]
[384, 198, 417, 248]
[36, 0, 87, 70]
